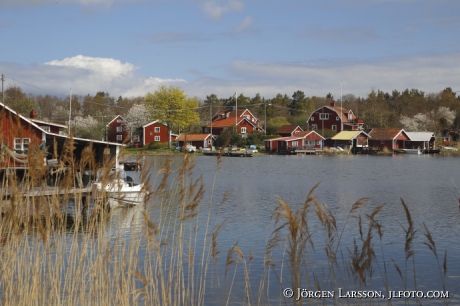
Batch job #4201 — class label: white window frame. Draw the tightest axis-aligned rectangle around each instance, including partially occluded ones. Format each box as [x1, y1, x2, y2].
[336, 116, 340, 121]
[42, 126, 51, 132]
[116, 126, 123, 133]
[154, 136, 160, 141]
[319, 113, 329, 120]
[310, 117, 314, 121]
[116, 135, 122, 141]
[311, 124, 317, 131]
[154, 127, 161, 133]
[14, 138, 30, 153]
[241, 127, 247, 134]
[332, 125, 337, 131]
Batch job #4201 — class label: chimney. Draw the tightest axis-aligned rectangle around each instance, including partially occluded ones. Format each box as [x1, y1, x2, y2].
[30, 110, 38, 119]
[330, 100, 336, 107]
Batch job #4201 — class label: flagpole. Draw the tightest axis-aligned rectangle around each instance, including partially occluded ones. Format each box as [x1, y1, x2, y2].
[340, 82, 343, 131]
[235, 92, 237, 128]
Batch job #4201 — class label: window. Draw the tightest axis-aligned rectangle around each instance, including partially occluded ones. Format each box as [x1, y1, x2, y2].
[154, 136, 160, 141]
[310, 117, 314, 121]
[149, 132, 153, 136]
[319, 113, 329, 120]
[154, 127, 160, 133]
[241, 127, 247, 133]
[42, 126, 50, 132]
[116, 135, 122, 141]
[14, 138, 30, 153]
[244, 115, 250, 120]
[311, 124, 317, 131]
[116, 126, 122, 133]
[336, 116, 340, 121]
[332, 125, 337, 131]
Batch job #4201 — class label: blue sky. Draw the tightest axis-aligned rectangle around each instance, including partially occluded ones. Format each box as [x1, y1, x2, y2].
[1, 0, 460, 101]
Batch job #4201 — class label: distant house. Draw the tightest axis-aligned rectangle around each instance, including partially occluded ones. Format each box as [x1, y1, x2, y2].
[405, 132, 435, 150]
[307, 101, 363, 134]
[107, 115, 129, 143]
[141, 120, 170, 146]
[202, 109, 264, 136]
[330, 131, 371, 150]
[368, 128, 410, 151]
[277, 125, 303, 137]
[29, 110, 67, 134]
[176, 133, 216, 149]
[264, 130, 325, 153]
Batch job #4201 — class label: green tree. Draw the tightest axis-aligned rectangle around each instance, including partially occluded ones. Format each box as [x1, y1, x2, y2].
[4, 85, 37, 116]
[266, 116, 291, 135]
[289, 90, 307, 116]
[145, 85, 200, 148]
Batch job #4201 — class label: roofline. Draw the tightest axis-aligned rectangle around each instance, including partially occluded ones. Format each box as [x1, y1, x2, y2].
[1, 102, 48, 134]
[106, 115, 126, 127]
[46, 132, 124, 146]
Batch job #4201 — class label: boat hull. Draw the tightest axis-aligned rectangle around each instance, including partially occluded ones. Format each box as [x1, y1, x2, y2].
[402, 149, 422, 155]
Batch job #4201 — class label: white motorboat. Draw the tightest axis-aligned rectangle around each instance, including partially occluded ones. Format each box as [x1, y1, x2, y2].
[92, 169, 148, 207]
[402, 148, 422, 155]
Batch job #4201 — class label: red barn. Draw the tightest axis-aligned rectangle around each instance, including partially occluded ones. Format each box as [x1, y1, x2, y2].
[107, 115, 129, 143]
[307, 101, 363, 135]
[368, 128, 410, 151]
[142, 120, 169, 145]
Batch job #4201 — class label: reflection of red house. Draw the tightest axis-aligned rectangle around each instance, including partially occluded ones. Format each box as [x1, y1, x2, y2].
[142, 121, 169, 145]
[107, 115, 128, 143]
[264, 130, 325, 153]
[368, 128, 410, 151]
[307, 101, 363, 134]
[176, 134, 215, 149]
[277, 125, 303, 137]
[202, 109, 264, 136]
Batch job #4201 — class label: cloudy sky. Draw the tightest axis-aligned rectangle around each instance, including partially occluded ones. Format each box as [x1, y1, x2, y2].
[1, 0, 460, 101]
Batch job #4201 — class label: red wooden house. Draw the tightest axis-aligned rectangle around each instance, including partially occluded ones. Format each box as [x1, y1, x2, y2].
[277, 125, 303, 137]
[142, 120, 170, 145]
[202, 109, 264, 136]
[176, 134, 215, 149]
[368, 128, 411, 151]
[0, 102, 122, 170]
[107, 115, 129, 143]
[264, 130, 325, 153]
[307, 101, 363, 135]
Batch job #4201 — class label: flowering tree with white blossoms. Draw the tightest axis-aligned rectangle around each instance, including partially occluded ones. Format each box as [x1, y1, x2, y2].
[124, 103, 152, 142]
[70, 115, 105, 140]
[400, 106, 456, 133]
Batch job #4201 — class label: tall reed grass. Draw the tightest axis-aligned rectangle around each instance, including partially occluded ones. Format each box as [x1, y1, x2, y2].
[0, 137, 456, 305]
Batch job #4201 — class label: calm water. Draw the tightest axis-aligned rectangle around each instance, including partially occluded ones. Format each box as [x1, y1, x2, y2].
[139, 154, 460, 304]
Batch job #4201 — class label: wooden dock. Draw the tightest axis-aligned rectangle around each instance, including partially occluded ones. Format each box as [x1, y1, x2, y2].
[290, 149, 322, 155]
[203, 150, 253, 157]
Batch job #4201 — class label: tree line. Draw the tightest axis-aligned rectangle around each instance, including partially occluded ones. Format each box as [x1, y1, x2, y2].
[1, 85, 459, 142]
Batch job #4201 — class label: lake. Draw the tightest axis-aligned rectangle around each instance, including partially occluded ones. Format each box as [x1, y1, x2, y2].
[123, 154, 460, 305]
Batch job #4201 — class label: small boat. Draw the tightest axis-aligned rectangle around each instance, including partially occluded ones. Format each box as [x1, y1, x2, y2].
[93, 169, 148, 207]
[402, 148, 422, 155]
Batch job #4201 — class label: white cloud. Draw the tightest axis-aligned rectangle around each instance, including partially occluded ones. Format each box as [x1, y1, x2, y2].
[0, 55, 184, 98]
[233, 15, 254, 34]
[1, 52, 459, 102]
[201, 0, 245, 20]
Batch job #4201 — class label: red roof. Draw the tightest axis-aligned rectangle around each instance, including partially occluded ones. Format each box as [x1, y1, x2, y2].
[177, 134, 211, 141]
[369, 128, 407, 140]
[277, 125, 303, 134]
